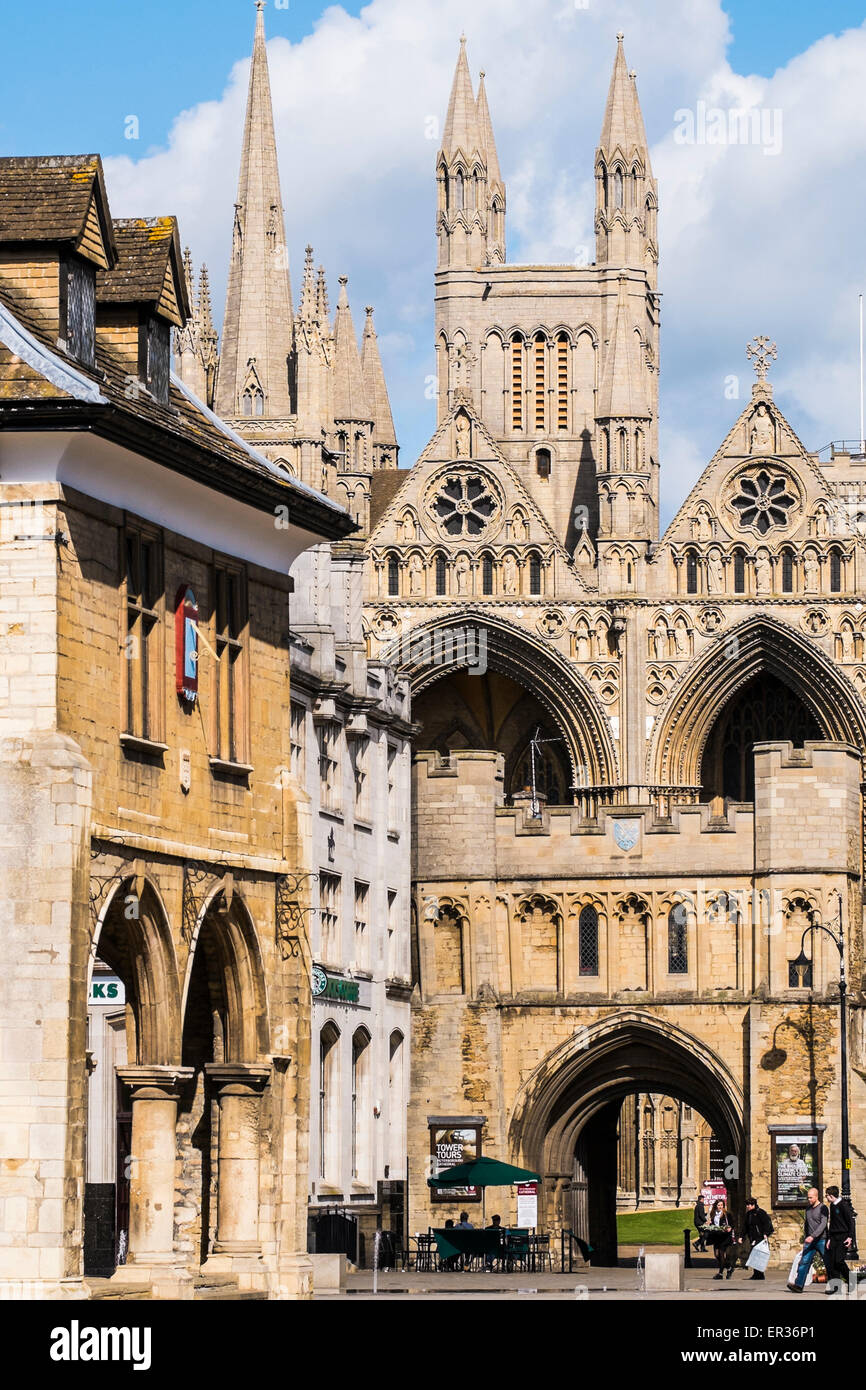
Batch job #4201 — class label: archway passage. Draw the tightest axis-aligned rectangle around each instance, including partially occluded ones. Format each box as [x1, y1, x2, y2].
[509, 1014, 744, 1266]
[413, 669, 573, 804]
[700, 671, 823, 802]
[179, 893, 270, 1265]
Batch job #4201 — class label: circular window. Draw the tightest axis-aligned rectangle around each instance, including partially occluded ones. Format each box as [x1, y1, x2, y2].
[727, 466, 799, 536]
[424, 469, 503, 542]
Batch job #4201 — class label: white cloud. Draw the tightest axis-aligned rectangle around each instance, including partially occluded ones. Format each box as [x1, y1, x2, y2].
[102, 0, 866, 522]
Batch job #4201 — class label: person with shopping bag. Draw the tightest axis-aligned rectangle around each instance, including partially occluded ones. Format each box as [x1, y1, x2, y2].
[737, 1197, 773, 1281]
[788, 1187, 829, 1291]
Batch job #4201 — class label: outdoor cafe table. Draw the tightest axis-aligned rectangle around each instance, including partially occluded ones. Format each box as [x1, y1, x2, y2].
[431, 1228, 528, 1262]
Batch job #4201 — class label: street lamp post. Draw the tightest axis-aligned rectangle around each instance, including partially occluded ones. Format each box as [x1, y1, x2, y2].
[790, 894, 856, 1247]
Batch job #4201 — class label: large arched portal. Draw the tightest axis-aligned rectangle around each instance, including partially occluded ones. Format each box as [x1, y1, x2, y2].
[387, 611, 618, 796]
[509, 1013, 745, 1265]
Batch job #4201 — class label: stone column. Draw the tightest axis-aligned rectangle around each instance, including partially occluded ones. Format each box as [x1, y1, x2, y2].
[114, 1065, 193, 1296]
[203, 1063, 271, 1277]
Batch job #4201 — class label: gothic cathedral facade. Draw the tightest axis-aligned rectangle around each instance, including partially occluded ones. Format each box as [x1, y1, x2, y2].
[363, 36, 866, 1262]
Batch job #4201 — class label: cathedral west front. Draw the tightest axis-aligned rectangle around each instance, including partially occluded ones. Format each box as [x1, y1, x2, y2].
[363, 35, 866, 1263]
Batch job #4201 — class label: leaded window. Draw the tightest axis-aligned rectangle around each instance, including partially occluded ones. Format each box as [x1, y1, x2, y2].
[668, 903, 688, 974]
[578, 904, 599, 976]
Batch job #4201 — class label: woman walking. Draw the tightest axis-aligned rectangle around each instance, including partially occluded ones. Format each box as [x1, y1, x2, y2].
[706, 1197, 735, 1280]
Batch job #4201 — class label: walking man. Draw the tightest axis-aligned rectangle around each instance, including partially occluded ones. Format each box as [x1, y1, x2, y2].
[824, 1186, 855, 1294]
[788, 1187, 828, 1291]
[693, 1192, 708, 1253]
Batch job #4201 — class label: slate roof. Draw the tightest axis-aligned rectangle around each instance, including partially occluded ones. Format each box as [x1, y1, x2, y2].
[96, 217, 190, 320]
[0, 154, 116, 258]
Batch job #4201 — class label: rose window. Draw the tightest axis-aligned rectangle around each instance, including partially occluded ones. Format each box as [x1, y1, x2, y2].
[730, 469, 796, 535]
[432, 474, 498, 537]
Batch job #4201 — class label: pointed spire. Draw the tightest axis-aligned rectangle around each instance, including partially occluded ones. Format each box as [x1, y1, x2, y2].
[332, 276, 372, 423]
[299, 244, 316, 321]
[215, 1, 293, 419]
[198, 264, 217, 361]
[316, 264, 330, 332]
[475, 71, 502, 188]
[442, 35, 481, 157]
[361, 306, 397, 448]
[599, 32, 637, 158]
[182, 245, 194, 300]
[596, 275, 650, 421]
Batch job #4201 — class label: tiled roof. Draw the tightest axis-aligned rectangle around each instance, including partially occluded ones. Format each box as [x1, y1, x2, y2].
[96, 218, 189, 318]
[0, 277, 354, 540]
[370, 468, 408, 530]
[0, 154, 115, 257]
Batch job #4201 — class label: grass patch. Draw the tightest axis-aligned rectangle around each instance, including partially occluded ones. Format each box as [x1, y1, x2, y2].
[617, 1208, 695, 1246]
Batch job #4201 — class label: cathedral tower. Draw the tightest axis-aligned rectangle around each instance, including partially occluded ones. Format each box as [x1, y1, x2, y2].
[436, 36, 506, 271]
[594, 32, 658, 291]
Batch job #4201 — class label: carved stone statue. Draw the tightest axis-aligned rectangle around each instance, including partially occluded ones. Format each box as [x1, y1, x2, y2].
[840, 625, 855, 662]
[803, 550, 820, 594]
[653, 625, 667, 660]
[755, 550, 772, 595]
[502, 554, 519, 595]
[455, 413, 471, 458]
[749, 402, 774, 454]
[455, 554, 471, 594]
[408, 554, 424, 596]
[511, 513, 527, 542]
[695, 509, 713, 542]
[707, 551, 724, 593]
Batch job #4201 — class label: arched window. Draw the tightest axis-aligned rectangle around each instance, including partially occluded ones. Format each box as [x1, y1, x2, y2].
[614, 169, 624, 209]
[435, 554, 446, 596]
[242, 386, 263, 417]
[529, 554, 542, 595]
[578, 904, 599, 976]
[556, 334, 569, 430]
[618, 429, 628, 470]
[467, 173, 476, 211]
[686, 550, 699, 595]
[455, 171, 464, 211]
[351, 1027, 372, 1183]
[511, 336, 523, 431]
[387, 556, 399, 596]
[601, 167, 609, 211]
[482, 554, 494, 595]
[534, 334, 546, 431]
[319, 1023, 340, 1181]
[535, 447, 552, 479]
[781, 550, 794, 593]
[668, 903, 688, 974]
[733, 550, 746, 594]
[830, 550, 842, 592]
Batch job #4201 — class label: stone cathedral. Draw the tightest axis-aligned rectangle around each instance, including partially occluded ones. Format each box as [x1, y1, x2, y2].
[362, 36, 866, 1262]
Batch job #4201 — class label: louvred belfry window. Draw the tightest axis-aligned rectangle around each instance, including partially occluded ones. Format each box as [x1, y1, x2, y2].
[557, 335, 569, 430]
[534, 335, 546, 431]
[511, 337, 523, 430]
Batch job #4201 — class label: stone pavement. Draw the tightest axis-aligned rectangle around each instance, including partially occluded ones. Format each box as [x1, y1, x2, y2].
[321, 1247, 851, 1301]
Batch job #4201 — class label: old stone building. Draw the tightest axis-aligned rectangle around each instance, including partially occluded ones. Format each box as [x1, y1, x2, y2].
[176, 3, 414, 1259]
[363, 36, 866, 1263]
[0, 154, 354, 1298]
[615, 1095, 717, 1211]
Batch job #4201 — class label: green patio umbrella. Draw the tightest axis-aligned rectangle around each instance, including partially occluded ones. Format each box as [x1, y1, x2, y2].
[428, 1155, 540, 1224]
[427, 1155, 539, 1188]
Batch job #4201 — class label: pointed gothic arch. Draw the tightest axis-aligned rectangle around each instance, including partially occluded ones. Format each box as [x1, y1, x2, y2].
[647, 614, 866, 789]
[392, 610, 619, 788]
[182, 884, 270, 1063]
[92, 875, 181, 1065]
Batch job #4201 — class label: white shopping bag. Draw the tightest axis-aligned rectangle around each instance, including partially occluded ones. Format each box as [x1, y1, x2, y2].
[787, 1249, 814, 1286]
[746, 1238, 770, 1272]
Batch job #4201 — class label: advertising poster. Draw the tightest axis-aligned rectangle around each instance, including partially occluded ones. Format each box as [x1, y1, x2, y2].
[429, 1125, 481, 1202]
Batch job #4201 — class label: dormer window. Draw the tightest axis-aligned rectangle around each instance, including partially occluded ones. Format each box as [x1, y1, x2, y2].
[139, 314, 170, 405]
[59, 253, 96, 367]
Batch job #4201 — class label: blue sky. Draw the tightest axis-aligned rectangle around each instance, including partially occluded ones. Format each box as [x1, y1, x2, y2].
[3, 0, 866, 518]
[3, 0, 863, 157]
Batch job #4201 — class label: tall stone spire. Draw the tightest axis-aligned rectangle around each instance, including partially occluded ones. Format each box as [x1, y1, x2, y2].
[215, 1, 294, 420]
[361, 306, 398, 467]
[595, 33, 658, 287]
[441, 35, 482, 158]
[295, 245, 332, 436]
[475, 70, 505, 263]
[332, 277, 371, 424]
[436, 37, 491, 268]
[332, 276, 373, 477]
